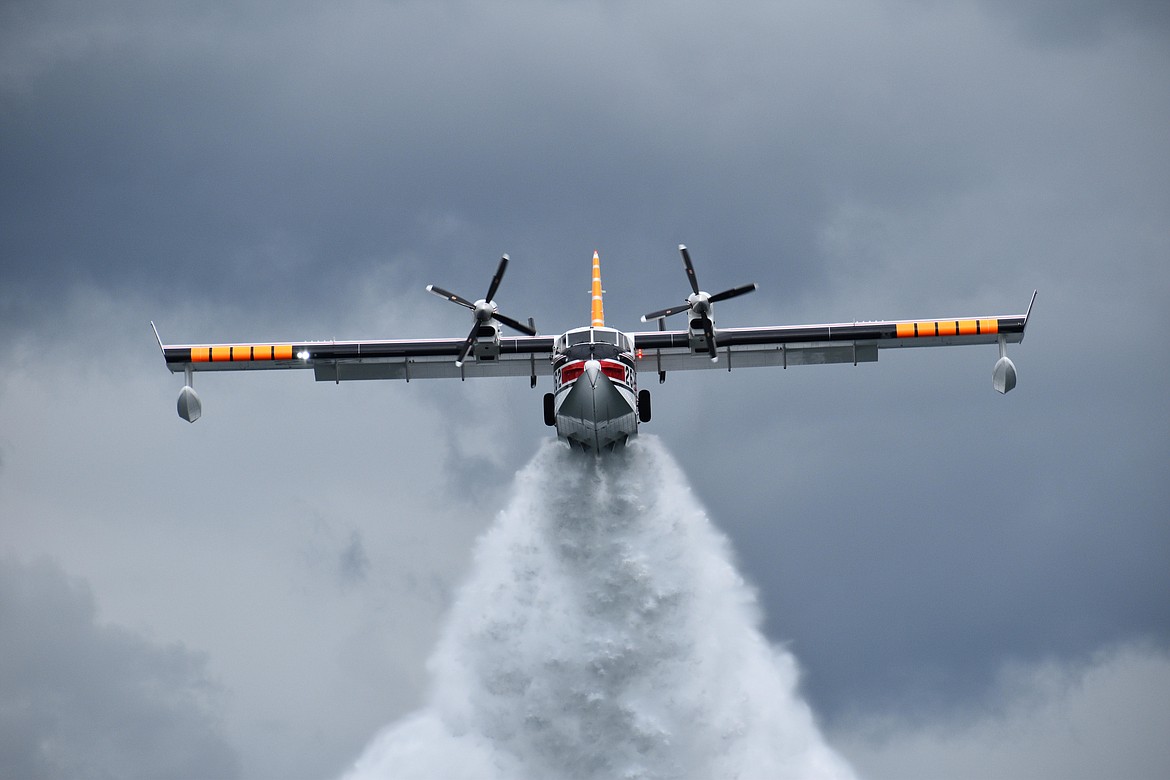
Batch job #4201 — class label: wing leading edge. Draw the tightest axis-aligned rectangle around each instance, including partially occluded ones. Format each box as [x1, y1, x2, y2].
[631, 292, 1035, 377]
[159, 335, 557, 382]
[157, 295, 1033, 381]
[154, 290, 1034, 423]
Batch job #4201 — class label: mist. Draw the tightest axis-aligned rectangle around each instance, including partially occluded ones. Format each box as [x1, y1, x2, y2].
[341, 437, 854, 780]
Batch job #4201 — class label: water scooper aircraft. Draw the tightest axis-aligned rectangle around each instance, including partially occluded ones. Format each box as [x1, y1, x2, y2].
[154, 246, 1035, 451]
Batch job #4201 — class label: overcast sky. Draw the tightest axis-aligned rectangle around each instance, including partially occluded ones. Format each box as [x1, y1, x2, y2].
[2, 1, 1168, 778]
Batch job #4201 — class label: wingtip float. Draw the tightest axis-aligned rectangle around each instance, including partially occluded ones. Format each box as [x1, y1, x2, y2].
[154, 248, 1035, 450]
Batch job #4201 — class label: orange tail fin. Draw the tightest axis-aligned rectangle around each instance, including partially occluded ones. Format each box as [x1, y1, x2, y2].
[591, 250, 605, 327]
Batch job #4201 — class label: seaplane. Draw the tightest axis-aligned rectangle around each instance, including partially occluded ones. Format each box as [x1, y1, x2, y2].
[154, 246, 1035, 451]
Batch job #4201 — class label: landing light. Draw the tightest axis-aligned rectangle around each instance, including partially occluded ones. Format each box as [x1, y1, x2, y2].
[297, 350, 310, 361]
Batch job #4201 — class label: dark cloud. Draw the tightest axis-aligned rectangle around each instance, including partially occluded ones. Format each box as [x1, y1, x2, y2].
[0, 556, 239, 780]
[338, 530, 370, 585]
[1, 1, 977, 325]
[1, 1, 1168, 776]
[975, 0, 1170, 44]
[834, 642, 1170, 779]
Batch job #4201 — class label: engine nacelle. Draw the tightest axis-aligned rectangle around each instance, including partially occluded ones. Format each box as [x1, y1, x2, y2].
[470, 319, 502, 361]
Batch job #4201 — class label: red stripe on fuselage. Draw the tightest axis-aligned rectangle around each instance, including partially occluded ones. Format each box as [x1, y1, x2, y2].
[558, 359, 628, 387]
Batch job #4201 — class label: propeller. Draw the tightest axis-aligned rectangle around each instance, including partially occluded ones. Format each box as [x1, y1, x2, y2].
[427, 254, 537, 367]
[641, 245, 757, 360]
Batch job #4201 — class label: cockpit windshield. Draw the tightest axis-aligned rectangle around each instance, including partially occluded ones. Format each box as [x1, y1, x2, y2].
[556, 328, 632, 354]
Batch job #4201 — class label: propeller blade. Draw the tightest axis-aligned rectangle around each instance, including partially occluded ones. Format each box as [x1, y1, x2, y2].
[679, 245, 700, 295]
[640, 303, 691, 322]
[484, 254, 509, 303]
[426, 285, 475, 309]
[493, 311, 538, 336]
[454, 322, 478, 367]
[701, 316, 718, 361]
[708, 283, 758, 304]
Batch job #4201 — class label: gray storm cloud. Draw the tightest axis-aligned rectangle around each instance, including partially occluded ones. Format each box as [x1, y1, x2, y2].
[0, 557, 239, 780]
[2, 1, 1168, 777]
[341, 437, 853, 780]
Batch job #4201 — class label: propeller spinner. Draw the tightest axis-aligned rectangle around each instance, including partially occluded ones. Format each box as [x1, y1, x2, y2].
[427, 254, 537, 367]
[641, 245, 756, 360]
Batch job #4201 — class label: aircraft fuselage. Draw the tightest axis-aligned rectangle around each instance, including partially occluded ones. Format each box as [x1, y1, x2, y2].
[549, 326, 641, 451]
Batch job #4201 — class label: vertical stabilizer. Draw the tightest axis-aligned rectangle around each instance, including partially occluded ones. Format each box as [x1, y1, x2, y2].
[591, 251, 605, 327]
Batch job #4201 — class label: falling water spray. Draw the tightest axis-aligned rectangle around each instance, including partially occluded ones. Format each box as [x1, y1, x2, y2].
[342, 437, 855, 780]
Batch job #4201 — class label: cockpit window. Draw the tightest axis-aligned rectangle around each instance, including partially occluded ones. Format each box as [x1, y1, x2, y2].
[564, 343, 621, 361]
[555, 328, 632, 357]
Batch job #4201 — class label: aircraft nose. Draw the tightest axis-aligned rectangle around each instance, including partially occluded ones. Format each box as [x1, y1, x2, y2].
[584, 359, 601, 388]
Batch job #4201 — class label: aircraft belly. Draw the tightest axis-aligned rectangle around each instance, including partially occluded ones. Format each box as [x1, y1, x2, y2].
[554, 373, 637, 450]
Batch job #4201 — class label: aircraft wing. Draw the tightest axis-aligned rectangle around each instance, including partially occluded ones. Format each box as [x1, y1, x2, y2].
[631, 292, 1036, 375]
[156, 330, 558, 382]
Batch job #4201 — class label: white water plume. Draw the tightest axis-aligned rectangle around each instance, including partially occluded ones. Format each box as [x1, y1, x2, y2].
[342, 436, 855, 780]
